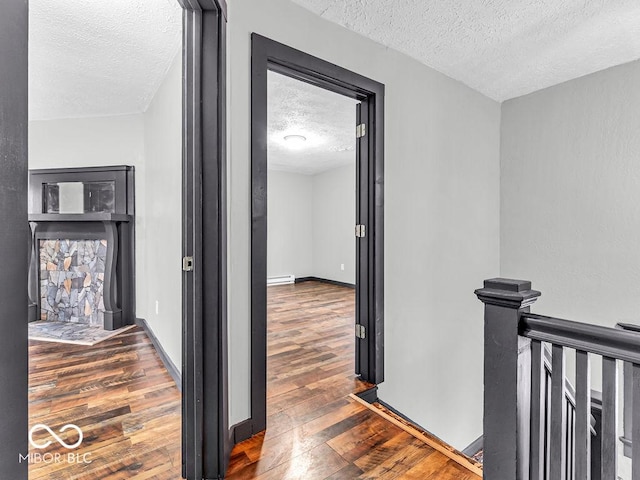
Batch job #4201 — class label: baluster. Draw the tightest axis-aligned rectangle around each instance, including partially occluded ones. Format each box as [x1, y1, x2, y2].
[531, 340, 546, 478]
[550, 344, 567, 480]
[601, 357, 618, 478]
[632, 363, 640, 480]
[575, 350, 591, 480]
[546, 372, 552, 479]
[568, 405, 574, 480]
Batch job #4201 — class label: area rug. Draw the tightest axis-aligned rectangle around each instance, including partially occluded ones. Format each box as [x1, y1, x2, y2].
[28, 321, 136, 346]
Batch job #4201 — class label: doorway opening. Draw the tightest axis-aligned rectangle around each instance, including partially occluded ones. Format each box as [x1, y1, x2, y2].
[264, 70, 367, 437]
[249, 34, 385, 438]
[1, 0, 225, 478]
[27, 1, 184, 478]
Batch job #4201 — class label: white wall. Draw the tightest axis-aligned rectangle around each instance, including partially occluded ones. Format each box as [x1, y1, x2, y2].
[267, 170, 314, 278]
[29, 114, 147, 321]
[228, 0, 501, 448]
[143, 52, 182, 369]
[312, 164, 355, 284]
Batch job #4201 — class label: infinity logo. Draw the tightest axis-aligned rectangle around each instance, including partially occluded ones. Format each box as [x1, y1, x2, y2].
[29, 424, 83, 449]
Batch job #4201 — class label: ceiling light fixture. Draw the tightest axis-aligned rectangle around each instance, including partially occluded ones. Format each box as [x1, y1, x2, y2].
[283, 134, 307, 147]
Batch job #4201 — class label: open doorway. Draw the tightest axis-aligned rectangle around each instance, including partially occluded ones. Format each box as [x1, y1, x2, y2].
[0, 0, 226, 478]
[264, 70, 366, 431]
[248, 34, 385, 439]
[26, 1, 183, 477]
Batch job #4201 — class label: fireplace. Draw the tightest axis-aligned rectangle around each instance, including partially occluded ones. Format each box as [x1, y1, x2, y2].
[39, 239, 107, 324]
[28, 166, 135, 330]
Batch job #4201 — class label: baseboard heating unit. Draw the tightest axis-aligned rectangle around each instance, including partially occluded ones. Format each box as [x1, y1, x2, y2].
[267, 274, 295, 286]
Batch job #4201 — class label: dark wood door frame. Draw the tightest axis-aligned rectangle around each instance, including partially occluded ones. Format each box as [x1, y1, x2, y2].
[179, 0, 229, 479]
[0, 1, 29, 478]
[250, 34, 385, 435]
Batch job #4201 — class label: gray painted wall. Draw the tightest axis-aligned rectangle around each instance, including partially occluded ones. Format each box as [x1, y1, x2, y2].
[228, 0, 501, 449]
[312, 164, 356, 284]
[267, 165, 355, 284]
[502, 59, 640, 332]
[143, 52, 182, 369]
[0, 0, 28, 477]
[267, 170, 314, 279]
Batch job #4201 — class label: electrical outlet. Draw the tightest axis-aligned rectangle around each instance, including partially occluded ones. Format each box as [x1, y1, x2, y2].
[340, 264, 345, 271]
[155, 300, 159, 315]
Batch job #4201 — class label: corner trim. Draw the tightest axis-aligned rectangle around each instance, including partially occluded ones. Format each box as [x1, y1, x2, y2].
[135, 318, 182, 391]
[295, 276, 356, 289]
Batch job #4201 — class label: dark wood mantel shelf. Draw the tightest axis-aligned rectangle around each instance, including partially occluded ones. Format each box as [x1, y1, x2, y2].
[28, 213, 131, 222]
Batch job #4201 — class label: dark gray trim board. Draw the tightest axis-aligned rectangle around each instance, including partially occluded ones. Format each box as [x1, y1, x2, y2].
[179, 0, 229, 478]
[462, 435, 484, 457]
[295, 276, 356, 289]
[0, 0, 28, 477]
[135, 318, 181, 391]
[230, 419, 253, 445]
[355, 386, 379, 404]
[251, 33, 385, 439]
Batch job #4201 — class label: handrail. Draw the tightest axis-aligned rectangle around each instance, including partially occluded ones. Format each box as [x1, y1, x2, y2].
[475, 278, 639, 479]
[521, 313, 640, 364]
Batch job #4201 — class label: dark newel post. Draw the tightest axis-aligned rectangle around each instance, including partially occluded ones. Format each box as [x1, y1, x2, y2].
[475, 278, 541, 480]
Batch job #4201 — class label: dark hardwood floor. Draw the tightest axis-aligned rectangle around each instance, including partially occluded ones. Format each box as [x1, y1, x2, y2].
[228, 281, 480, 479]
[28, 326, 181, 479]
[26, 281, 479, 479]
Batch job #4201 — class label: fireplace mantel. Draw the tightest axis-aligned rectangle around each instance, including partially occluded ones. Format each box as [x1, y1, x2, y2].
[29, 213, 131, 222]
[28, 166, 135, 330]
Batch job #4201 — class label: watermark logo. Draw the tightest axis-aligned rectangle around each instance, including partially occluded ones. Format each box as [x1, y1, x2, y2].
[29, 423, 83, 449]
[20, 424, 91, 465]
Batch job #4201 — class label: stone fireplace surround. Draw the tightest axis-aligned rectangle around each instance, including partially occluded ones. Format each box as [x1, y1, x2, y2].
[28, 215, 132, 330]
[39, 238, 107, 325]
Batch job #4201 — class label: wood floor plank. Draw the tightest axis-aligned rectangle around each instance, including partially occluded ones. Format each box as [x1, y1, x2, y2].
[230, 281, 481, 479]
[28, 326, 181, 479]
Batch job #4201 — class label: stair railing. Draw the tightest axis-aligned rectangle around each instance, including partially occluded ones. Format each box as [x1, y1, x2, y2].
[475, 278, 640, 480]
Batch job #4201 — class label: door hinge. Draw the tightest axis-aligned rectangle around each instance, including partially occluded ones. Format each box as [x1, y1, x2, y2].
[182, 256, 194, 272]
[356, 123, 366, 138]
[355, 224, 366, 238]
[355, 324, 366, 339]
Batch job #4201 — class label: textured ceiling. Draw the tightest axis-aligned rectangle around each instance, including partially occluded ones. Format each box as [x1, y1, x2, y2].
[29, 0, 182, 121]
[290, 0, 640, 101]
[268, 72, 357, 175]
